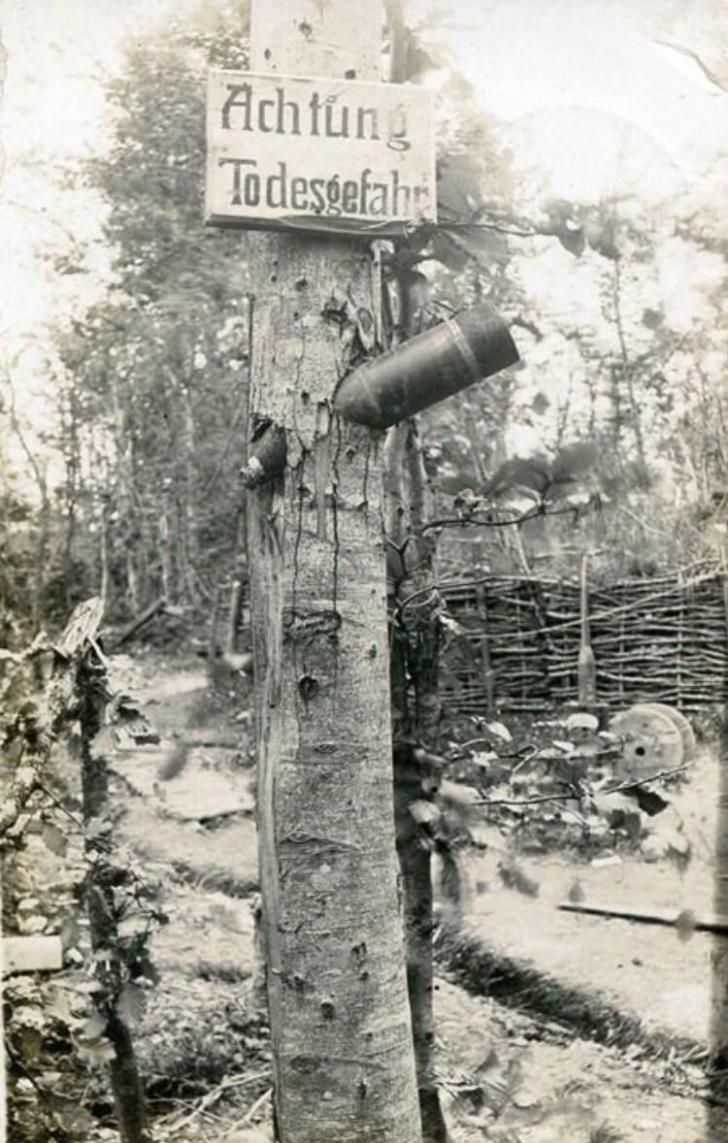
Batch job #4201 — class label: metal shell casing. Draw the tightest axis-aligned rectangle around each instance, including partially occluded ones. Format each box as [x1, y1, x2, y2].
[333, 301, 519, 429]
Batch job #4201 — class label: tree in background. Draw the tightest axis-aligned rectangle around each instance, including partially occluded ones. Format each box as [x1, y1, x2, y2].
[46, 4, 252, 632]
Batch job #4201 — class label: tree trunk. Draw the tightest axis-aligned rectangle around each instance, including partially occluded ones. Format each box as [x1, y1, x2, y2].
[159, 499, 175, 605]
[245, 4, 420, 1141]
[383, 262, 448, 1139]
[226, 507, 248, 655]
[78, 651, 151, 1143]
[399, 424, 448, 1143]
[126, 550, 142, 614]
[227, 341, 251, 655]
[99, 507, 112, 612]
[60, 377, 81, 612]
[165, 367, 200, 604]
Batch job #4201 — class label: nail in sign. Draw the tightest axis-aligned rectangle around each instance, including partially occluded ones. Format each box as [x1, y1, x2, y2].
[205, 71, 436, 237]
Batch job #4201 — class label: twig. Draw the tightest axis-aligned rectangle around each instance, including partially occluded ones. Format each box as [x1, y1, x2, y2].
[619, 504, 674, 540]
[168, 1072, 269, 1131]
[476, 791, 578, 808]
[509, 747, 540, 778]
[241, 1087, 272, 1126]
[219, 1087, 273, 1139]
[599, 761, 693, 795]
[476, 760, 693, 809]
[89, 636, 112, 669]
[36, 782, 84, 829]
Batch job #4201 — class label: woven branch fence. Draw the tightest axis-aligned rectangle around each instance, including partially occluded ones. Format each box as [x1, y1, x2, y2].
[439, 564, 728, 713]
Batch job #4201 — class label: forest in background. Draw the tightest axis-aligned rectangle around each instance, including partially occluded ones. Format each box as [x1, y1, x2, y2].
[1, 0, 727, 646]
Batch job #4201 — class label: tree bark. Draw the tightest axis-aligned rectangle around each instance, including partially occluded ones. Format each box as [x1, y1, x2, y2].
[398, 423, 448, 1143]
[125, 550, 142, 613]
[159, 497, 175, 605]
[99, 503, 112, 612]
[226, 506, 248, 655]
[384, 260, 448, 1140]
[245, 4, 420, 1141]
[78, 651, 151, 1143]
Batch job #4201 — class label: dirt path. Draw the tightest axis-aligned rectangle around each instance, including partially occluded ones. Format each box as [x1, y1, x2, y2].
[103, 655, 724, 1141]
[458, 847, 713, 1044]
[454, 748, 721, 1048]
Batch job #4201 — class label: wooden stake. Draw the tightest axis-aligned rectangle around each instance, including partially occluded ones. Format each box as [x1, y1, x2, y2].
[559, 899, 728, 936]
[476, 584, 496, 717]
[578, 552, 597, 706]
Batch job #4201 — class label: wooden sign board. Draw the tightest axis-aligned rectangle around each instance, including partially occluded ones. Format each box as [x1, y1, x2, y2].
[2, 935, 63, 974]
[205, 71, 436, 237]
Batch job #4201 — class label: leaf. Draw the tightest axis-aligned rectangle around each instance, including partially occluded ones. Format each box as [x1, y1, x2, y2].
[552, 739, 575, 754]
[565, 712, 599, 734]
[556, 227, 586, 257]
[116, 983, 147, 1027]
[497, 859, 540, 897]
[76, 1037, 117, 1067]
[409, 799, 439, 826]
[675, 909, 696, 942]
[80, 1009, 107, 1042]
[561, 492, 596, 512]
[632, 786, 668, 816]
[52, 1107, 96, 1135]
[436, 153, 484, 222]
[44, 990, 73, 1025]
[85, 815, 113, 840]
[567, 879, 585, 904]
[530, 391, 550, 416]
[551, 441, 599, 483]
[589, 1124, 624, 1143]
[41, 822, 68, 857]
[485, 721, 512, 743]
[472, 750, 498, 769]
[439, 612, 465, 635]
[591, 791, 637, 818]
[642, 308, 664, 330]
[432, 225, 508, 272]
[11, 1005, 46, 1031]
[484, 456, 552, 498]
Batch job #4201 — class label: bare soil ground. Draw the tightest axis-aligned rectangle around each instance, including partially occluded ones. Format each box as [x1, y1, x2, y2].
[94, 653, 727, 1141]
[457, 823, 714, 1044]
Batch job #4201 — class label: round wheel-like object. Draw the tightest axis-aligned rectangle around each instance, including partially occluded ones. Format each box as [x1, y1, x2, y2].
[631, 702, 696, 761]
[609, 704, 684, 782]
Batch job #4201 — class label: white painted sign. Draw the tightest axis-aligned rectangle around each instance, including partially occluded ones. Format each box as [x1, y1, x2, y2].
[2, 936, 63, 974]
[205, 71, 436, 237]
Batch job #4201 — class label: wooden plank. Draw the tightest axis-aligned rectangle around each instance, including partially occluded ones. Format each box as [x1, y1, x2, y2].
[559, 900, 728, 937]
[2, 935, 63, 974]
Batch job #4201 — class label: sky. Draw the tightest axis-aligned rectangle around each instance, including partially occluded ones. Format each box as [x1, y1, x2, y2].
[0, 0, 726, 460]
[416, 0, 727, 200]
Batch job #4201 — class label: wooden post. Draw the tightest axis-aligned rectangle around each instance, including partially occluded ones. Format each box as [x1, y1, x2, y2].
[578, 552, 597, 707]
[244, 4, 420, 1140]
[475, 584, 496, 717]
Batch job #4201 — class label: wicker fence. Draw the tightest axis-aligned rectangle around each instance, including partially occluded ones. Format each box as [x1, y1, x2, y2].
[440, 565, 728, 713]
